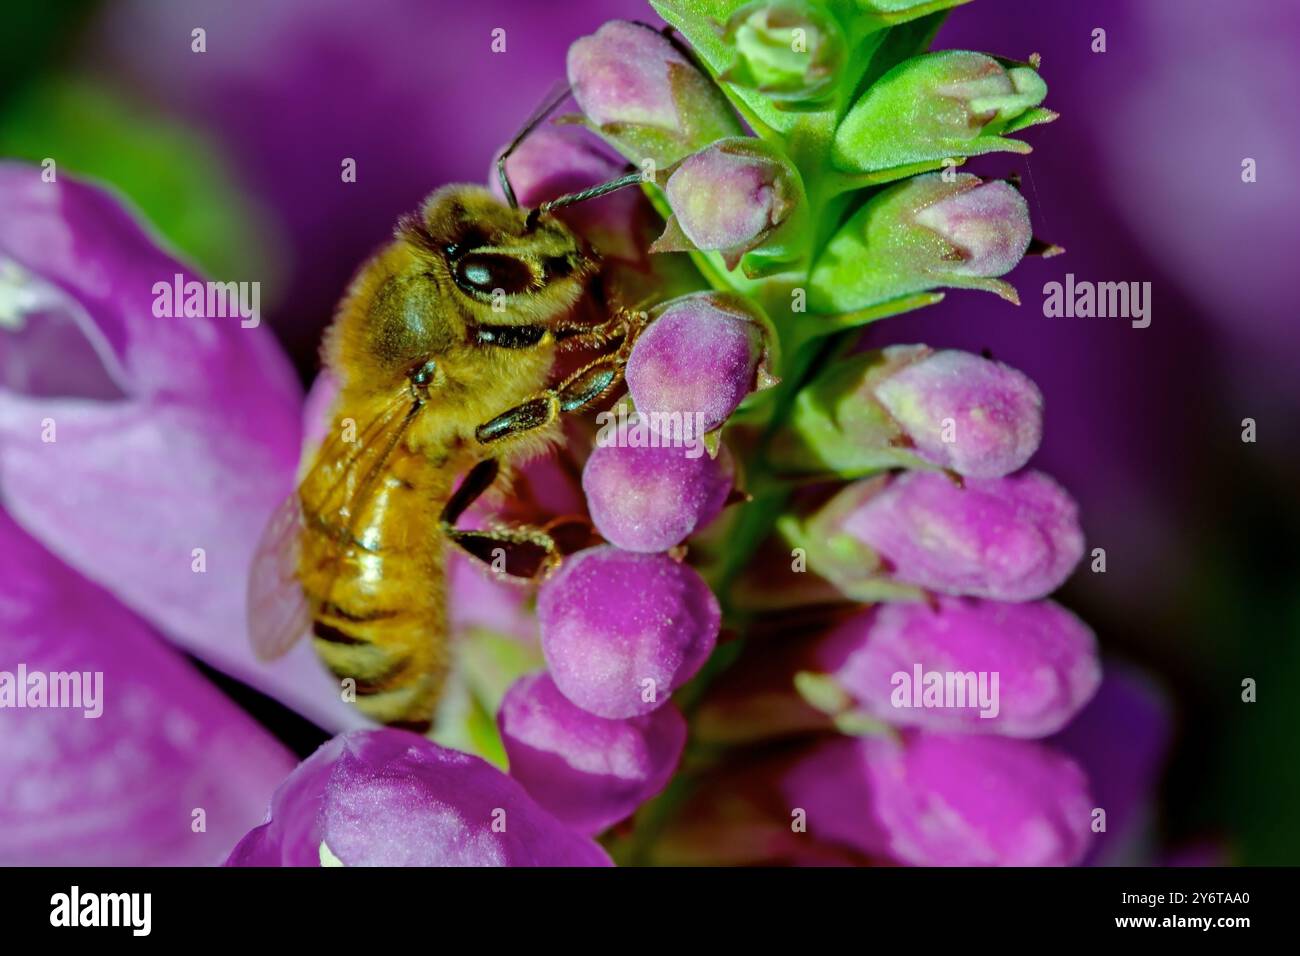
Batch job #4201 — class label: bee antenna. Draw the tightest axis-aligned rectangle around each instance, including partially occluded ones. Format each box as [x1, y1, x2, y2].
[498, 80, 573, 210]
[536, 173, 645, 217]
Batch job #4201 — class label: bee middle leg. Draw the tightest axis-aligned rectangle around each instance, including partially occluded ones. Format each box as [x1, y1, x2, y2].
[440, 458, 594, 579]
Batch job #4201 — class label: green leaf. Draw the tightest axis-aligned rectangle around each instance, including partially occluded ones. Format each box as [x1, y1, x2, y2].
[774, 347, 941, 477]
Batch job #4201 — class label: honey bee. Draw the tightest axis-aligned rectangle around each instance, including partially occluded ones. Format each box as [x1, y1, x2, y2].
[247, 96, 645, 730]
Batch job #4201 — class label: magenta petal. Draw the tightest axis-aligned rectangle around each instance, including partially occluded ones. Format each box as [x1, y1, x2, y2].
[0, 512, 296, 865]
[489, 128, 653, 264]
[1050, 664, 1171, 864]
[0, 165, 357, 730]
[499, 672, 686, 834]
[226, 729, 612, 866]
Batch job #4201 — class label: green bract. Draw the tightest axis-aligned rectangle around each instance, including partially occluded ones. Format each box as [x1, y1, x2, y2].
[772, 346, 935, 476]
[719, 1, 848, 109]
[832, 50, 1053, 175]
[809, 172, 1031, 313]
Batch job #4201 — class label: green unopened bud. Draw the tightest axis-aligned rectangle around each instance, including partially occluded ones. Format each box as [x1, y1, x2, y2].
[809, 172, 1032, 313]
[774, 345, 929, 475]
[833, 51, 1053, 175]
[719, 1, 846, 109]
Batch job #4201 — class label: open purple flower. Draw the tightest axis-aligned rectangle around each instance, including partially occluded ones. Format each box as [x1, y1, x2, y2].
[0, 162, 358, 731]
[0, 511, 296, 865]
[226, 729, 611, 866]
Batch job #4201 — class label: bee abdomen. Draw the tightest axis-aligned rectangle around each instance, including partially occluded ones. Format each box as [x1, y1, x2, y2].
[310, 603, 449, 728]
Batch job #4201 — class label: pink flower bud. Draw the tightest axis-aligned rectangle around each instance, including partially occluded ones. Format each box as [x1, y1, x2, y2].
[811, 173, 1032, 312]
[654, 138, 802, 270]
[780, 344, 1042, 478]
[863, 732, 1093, 866]
[914, 177, 1032, 277]
[498, 672, 687, 834]
[781, 733, 1093, 866]
[626, 291, 774, 436]
[583, 432, 733, 552]
[809, 470, 1084, 601]
[872, 346, 1043, 477]
[814, 597, 1101, 737]
[538, 546, 721, 719]
[567, 21, 742, 165]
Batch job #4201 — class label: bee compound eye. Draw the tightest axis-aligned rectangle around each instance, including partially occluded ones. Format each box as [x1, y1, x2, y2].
[453, 252, 534, 296]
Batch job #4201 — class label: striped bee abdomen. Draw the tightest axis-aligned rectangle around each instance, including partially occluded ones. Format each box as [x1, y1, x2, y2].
[298, 450, 451, 729]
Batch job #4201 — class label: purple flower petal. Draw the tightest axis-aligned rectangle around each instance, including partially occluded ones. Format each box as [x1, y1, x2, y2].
[490, 127, 656, 265]
[226, 729, 612, 866]
[0, 164, 358, 730]
[498, 672, 686, 834]
[0, 511, 297, 865]
[1050, 663, 1171, 864]
[538, 546, 720, 718]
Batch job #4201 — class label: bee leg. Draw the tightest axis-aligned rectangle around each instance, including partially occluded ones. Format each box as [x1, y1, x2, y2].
[552, 302, 651, 352]
[440, 458, 579, 579]
[475, 352, 626, 445]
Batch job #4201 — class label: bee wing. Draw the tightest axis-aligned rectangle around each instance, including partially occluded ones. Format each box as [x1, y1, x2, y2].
[246, 491, 312, 661]
[301, 393, 421, 537]
[247, 390, 424, 661]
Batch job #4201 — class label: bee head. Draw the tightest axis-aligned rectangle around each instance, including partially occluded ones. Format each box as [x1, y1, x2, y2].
[404, 186, 595, 323]
[326, 185, 602, 424]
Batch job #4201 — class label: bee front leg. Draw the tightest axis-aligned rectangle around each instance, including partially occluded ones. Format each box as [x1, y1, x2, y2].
[475, 352, 626, 444]
[440, 458, 594, 579]
[552, 302, 650, 352]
